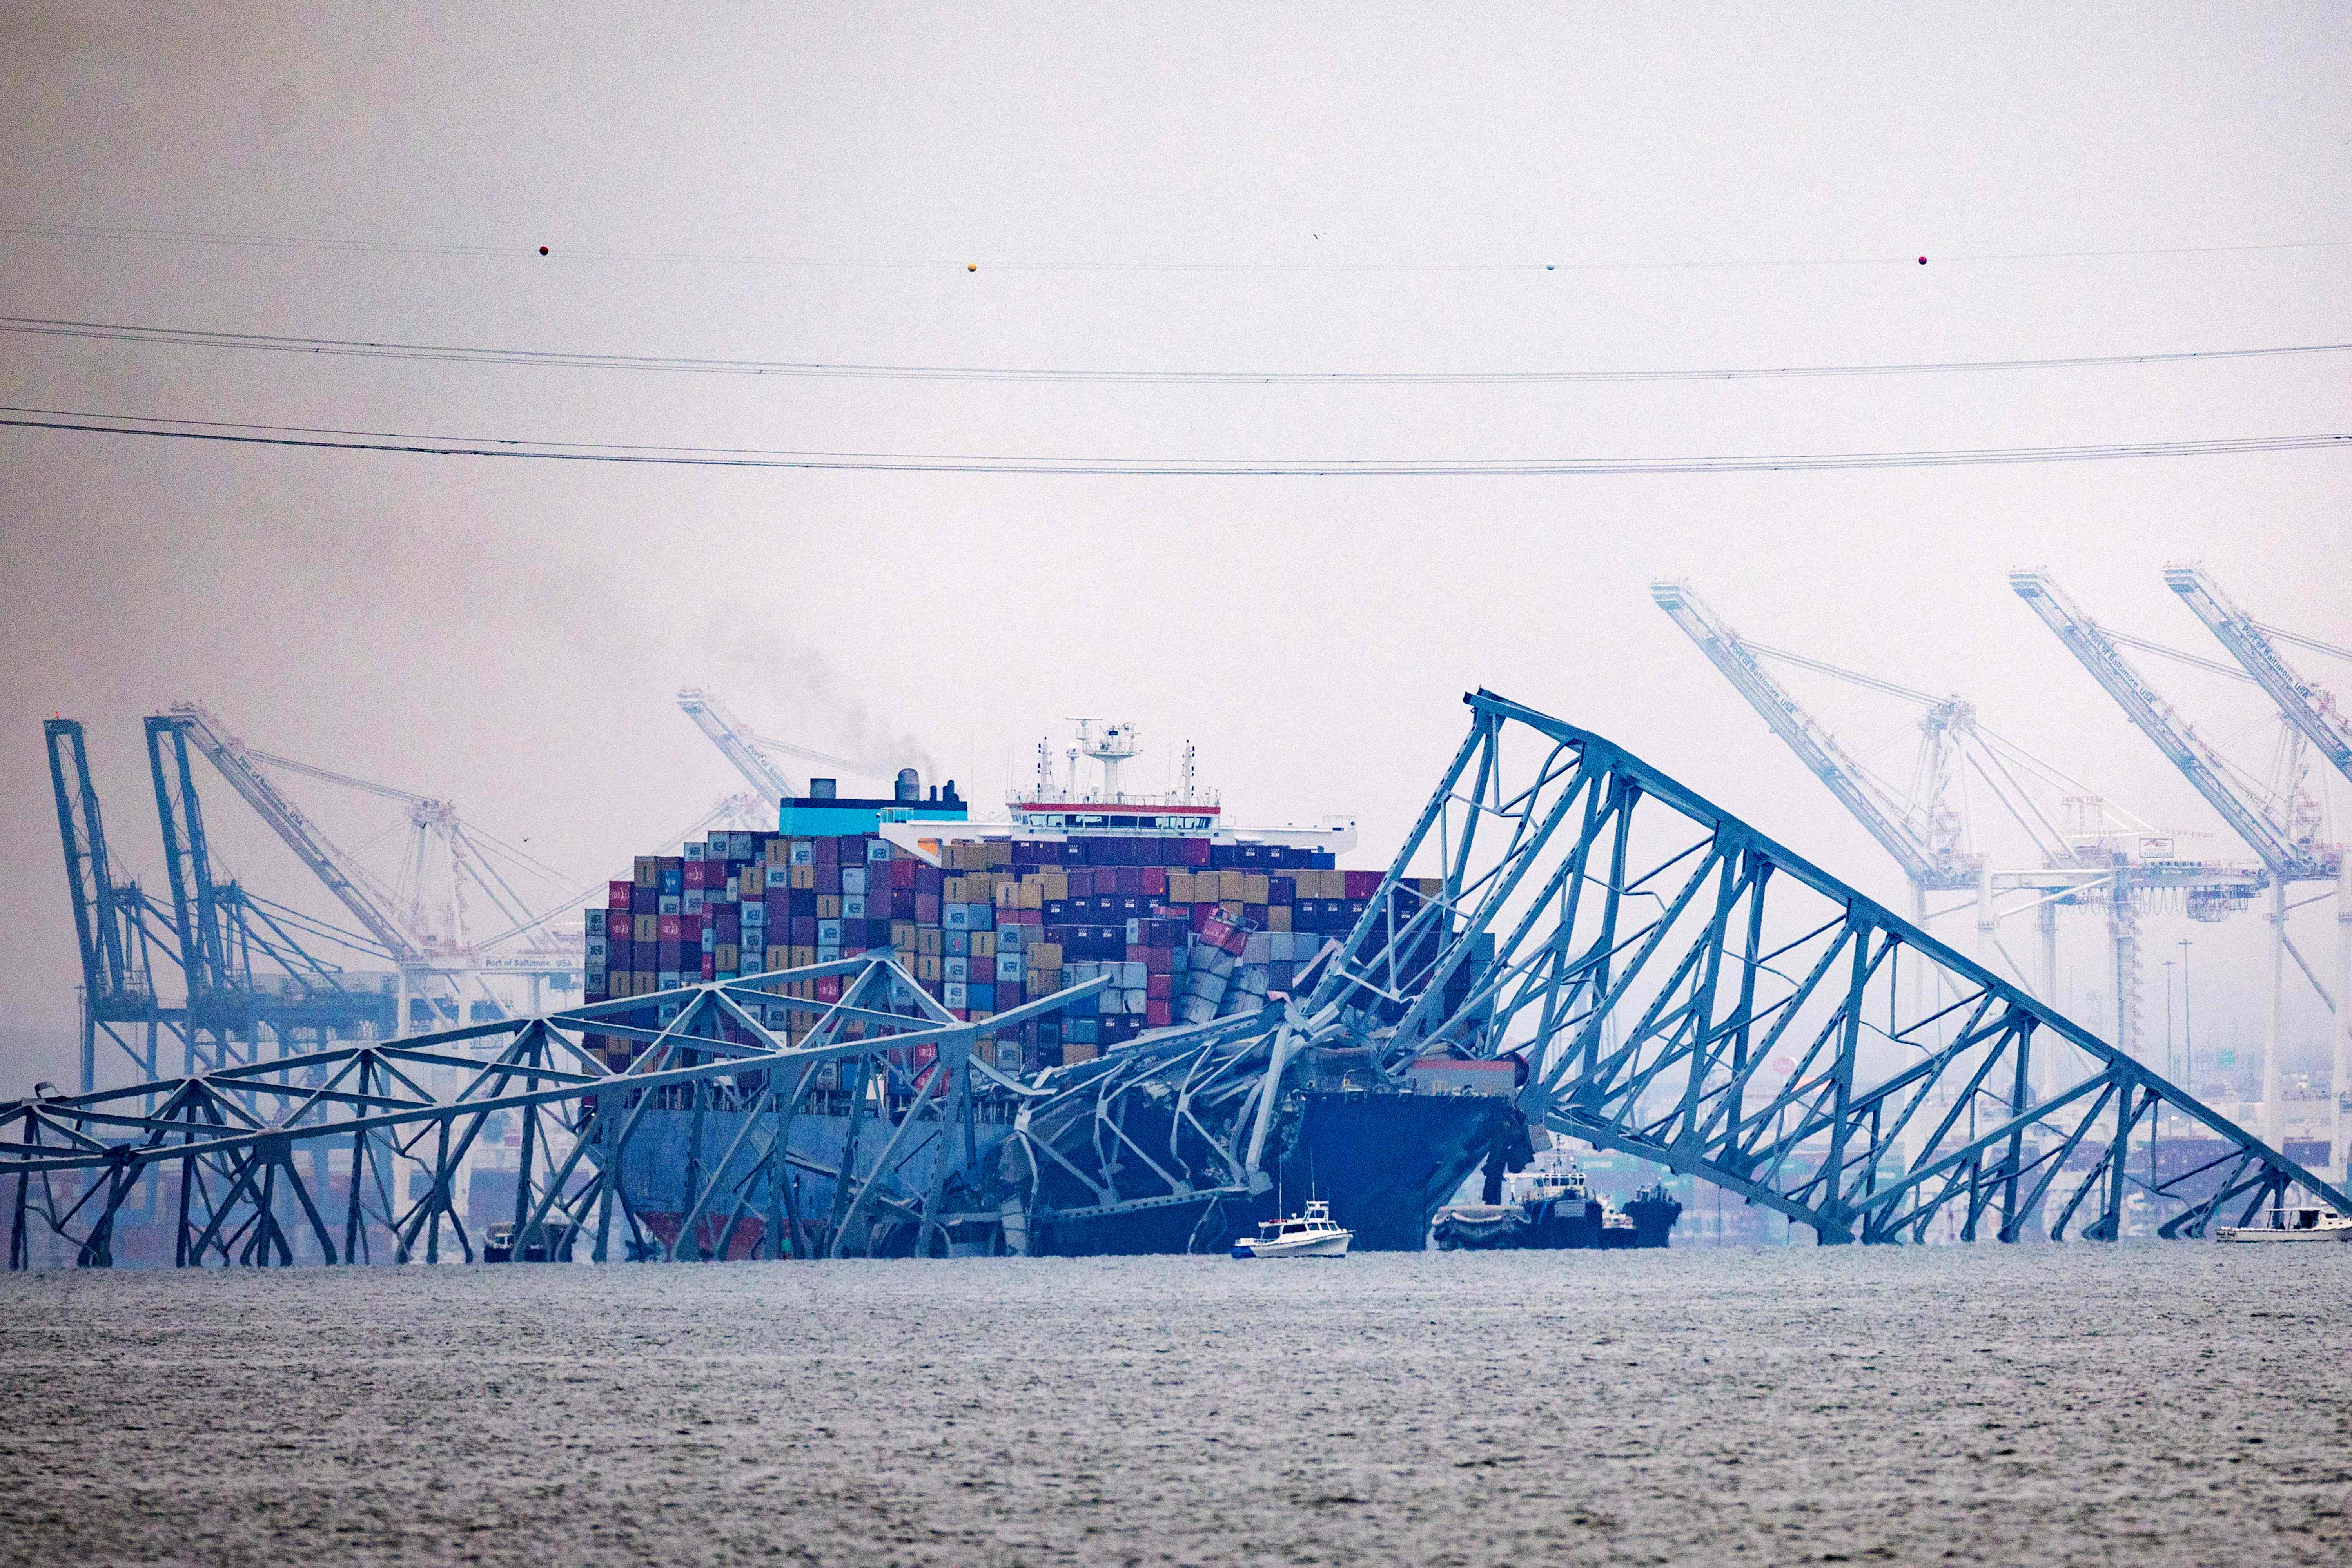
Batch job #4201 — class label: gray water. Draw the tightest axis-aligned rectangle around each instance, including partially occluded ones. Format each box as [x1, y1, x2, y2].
[2, 1247, 2346, 1567]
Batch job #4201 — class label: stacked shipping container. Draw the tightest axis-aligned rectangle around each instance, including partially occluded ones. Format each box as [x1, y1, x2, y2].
[583, 826, 1434, 1075]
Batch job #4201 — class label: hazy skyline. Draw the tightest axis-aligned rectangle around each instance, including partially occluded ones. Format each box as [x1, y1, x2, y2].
[4, 5, 2347, 1094]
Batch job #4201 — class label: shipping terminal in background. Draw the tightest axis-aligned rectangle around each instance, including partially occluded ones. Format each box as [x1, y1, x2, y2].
[24, 566, 2349, 1269]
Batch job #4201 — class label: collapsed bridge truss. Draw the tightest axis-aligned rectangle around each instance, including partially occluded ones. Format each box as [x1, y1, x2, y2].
[4, 954, 1103, 1268]
[1298, 691, 2346, 1241]
[7, 691, 2339, 1267]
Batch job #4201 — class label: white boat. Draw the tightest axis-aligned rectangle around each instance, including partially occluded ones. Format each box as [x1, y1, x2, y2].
[2214, 1205, 2352, 1243]
[1231, 1200, 1352, 1258]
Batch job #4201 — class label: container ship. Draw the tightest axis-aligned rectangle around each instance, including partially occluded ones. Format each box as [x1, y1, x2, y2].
[577, 723, 1528, 1258]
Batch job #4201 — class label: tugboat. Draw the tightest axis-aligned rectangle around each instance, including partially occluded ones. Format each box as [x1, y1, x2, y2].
[1232, 1200, 1353, 1258]
[1624, 1181, 1684, 1249]
[1432, 1153, 1682, 1250]
[2215, 1204, 2352, 1243]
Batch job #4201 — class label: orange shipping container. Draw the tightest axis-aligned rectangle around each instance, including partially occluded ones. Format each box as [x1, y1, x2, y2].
[1040, 872, 1069, 901]
[1063, 1042, 1098, 1064]
[1267, 905, 1292, 931]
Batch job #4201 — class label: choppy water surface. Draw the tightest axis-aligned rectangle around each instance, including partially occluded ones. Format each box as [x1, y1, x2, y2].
[2, 1245, 2346, 1567]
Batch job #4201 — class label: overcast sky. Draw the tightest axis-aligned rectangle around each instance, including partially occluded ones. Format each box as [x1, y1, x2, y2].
[3, 5, 2347, 1095]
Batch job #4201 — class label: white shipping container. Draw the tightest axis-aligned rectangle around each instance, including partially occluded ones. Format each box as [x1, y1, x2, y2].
[842, 895, 866, 919]
[1124, 988, 1148, 1014]
[944, 956, 970, 983]
[842, 866, 868, 895]
[1242, 933, 1273, 964]
[1122, 961, 1147, 988]
[943, 981, 968, 1009]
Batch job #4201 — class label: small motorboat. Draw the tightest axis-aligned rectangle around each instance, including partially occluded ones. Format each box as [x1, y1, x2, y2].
[2215, 1205, 2352, 1243]
[1232, 1199, 1352, 1258]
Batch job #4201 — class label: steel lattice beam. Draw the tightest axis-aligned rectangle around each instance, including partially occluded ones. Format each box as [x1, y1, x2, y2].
[1296, 691, 2345, 1242]
[4, 956, 1105, 1268]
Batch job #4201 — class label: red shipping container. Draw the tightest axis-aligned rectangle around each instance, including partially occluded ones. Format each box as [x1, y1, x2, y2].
[1114, 866, 1143, 896]
[915, 1043, 938, 1067]
[682, 913, 705, 944]
[683, 861, 709, 890]
[1190, 903, 1214, 935]
[889, 857, 917, 889]
[1145, 945, 1173, 973]
[608, 880, 633, 910]
[1145, 971, 1172, 1000]
[1181, 838, 1212, 866]
[1141, 866, 1167, 897]
[815, 975, 842, 1002]
[1067, 868, 1094, 897]
[1343, 870, 1381, 900]
[1145, 998, 1172, 1028]
[814, 837, 841, 866]
[701, 955, 716, 981]
[658, 914, 683, 942]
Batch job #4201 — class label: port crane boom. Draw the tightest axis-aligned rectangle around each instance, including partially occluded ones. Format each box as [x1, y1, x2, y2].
[167, 702, 424, 965]
[2009, 573, 2319, 877]
[676, 688, 800, 801]
[2165, 564, 2352, 787]
[1651, 582, 1969, 894]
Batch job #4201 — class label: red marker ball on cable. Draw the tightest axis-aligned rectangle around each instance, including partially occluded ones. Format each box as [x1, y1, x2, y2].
[1917, 256, 1927, 265]
[539, 246, 550, 256]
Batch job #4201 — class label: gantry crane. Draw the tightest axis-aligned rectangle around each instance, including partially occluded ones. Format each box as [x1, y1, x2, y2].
[2163, 563, 2352, 1181]
[2013, 571, 2343, 1149]
[1654, 583, 2263, 1071]
[165, 702, 583, 1031]
[46, 720, 172, 1088]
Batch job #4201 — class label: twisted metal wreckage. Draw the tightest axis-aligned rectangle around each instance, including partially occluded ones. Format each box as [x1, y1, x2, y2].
[9, 692, 2343, 1268]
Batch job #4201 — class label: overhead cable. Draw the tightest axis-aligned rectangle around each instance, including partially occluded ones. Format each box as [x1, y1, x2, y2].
[3, 406, 2345, 475]
[5, 315, 2348, 386]
[7, 222, 2351, 271]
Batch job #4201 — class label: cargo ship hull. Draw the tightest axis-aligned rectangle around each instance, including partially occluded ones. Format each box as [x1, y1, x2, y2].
[614, 1085, 1510, 1259]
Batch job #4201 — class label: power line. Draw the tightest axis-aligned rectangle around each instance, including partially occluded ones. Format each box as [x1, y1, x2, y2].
[7, 221, 2351, 272]
[6, 314, 2347, 386]
[4, 405, 2344, 476]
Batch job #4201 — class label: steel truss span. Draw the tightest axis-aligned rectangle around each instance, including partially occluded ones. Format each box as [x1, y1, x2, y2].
[7, 693, 2339, 1267]
[1316, 693, 2346, 1243]
[3, 955, 1104, 1269]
